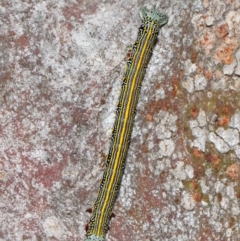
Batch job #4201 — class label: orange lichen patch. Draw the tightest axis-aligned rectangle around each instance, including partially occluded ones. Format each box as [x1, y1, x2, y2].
[221, 106, 230, 115]
[204, 70, 213, 80]
[226, 163, 239, 180]
[205, 153, 221, 168]
[190, 106, 199, 119]
[198, 29, 216, 54]
[214, 40, 237, 64]
[217, 115, 229, 126]
[189, 179, 198, 191]
[145, 99, 171, 117]
[193, 148, 204, 158]
[211, 155, 220, 168]
[215, 102, 235, 124]
[145, 113, 153, 122]
[183, 179, 203, 202]
[214, 23, 229, 39]
[191, 192, 202, 202]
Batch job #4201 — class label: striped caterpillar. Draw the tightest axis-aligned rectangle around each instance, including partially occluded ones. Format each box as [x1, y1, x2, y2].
[85, 8, 168, 241]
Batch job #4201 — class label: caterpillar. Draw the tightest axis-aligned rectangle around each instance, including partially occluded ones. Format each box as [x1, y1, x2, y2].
[85, 8, 168, 241]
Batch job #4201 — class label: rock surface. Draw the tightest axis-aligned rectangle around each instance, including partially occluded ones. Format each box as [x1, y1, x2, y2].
[1, 0, 240, 240]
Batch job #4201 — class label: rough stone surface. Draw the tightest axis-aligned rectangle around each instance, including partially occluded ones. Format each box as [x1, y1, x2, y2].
[208, 132, 230, 153]
[205, 15, 215, 26]
[171, 161, 187, 180]
[205, 16, 215, 27]
[216, 127, 239, 147]
[223, 60, 237, 75]
[235, 49, 240, 76]
[181, 77, 194, 93]
[234, 145, 240, 158]
[230, 112, 240, 131]
[197, 109, 207, 127]
[181, 192, 196, 210]
[191, 126, 208, 151]
[1, 0, 240, 241]
[194, 75, 208, 91]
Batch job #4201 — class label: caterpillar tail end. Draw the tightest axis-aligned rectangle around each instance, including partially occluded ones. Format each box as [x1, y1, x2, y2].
[85, 234, 105, 241]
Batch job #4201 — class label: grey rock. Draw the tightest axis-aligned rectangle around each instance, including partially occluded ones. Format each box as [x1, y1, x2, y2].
[205, 16, 215, 26]
[216, 127, 239, 147]
[223, 60, 237, 75]
[197, 109, 207, 127]
[208, 132, 230, 153]
[229, 112, 240, 132]
[194, 75, 207, 91]
[182, 76, 194, 93]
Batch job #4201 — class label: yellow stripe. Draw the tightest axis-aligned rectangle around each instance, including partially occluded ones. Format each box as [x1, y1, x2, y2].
[96, 21, 155, 235]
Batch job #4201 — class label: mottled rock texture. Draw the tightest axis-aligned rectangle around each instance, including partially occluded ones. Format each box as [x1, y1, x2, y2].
[0, 0, 240, 240]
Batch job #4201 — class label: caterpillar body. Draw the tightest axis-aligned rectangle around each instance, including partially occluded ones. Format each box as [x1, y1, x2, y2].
[85, 8, 168, 241]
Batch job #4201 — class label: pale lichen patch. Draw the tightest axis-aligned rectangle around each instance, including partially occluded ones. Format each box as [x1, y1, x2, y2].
[43, 216, 66, 239]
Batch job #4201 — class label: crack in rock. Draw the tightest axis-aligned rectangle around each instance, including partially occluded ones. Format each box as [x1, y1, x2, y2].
[208, 132, 230, 153]
[216, 127, 239, 147]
